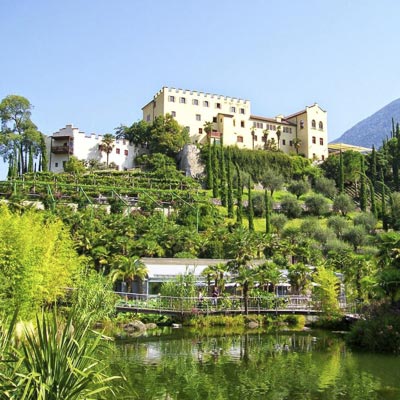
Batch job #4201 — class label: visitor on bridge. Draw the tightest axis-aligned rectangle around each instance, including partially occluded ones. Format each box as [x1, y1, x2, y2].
[212, 286, 219, 306]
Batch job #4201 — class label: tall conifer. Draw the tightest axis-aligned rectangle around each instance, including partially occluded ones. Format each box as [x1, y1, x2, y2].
[212, 140, 219, 198]
[227, 149, 234, 218]
[235, 163, 243, 226]
[360, 156, 367, 212]
[265, 190, 271, 234]
[339, 150, 344, 194]
[219, 137, 227, 206]
[247, 177, 254, 231]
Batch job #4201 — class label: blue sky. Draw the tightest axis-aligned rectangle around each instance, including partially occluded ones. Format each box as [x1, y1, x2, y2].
[1, 0, 400, 178]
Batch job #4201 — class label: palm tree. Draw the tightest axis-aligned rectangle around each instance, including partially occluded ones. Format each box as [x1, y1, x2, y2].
[226, 227, 258, 314]
[110, 255, 148, 294]
[251, 128, 255, 150]
[293, 137, 302, 155]
[99, 133, 115, 166]
[202, 263, 227, 294]
[262, 129, 269, 150]
[203, 121, 213, 143]
[276, 126, 281, 150]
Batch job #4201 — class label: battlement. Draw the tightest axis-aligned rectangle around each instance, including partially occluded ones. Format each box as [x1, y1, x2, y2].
[154, 86, 250, 105]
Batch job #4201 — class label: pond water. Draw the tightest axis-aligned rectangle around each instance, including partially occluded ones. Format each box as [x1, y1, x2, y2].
[106, 327, 400, 400]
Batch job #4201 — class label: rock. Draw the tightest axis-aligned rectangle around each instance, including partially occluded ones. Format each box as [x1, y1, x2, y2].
[247, 321, 259, 329]
[123, 320, 146, 332]
[178, 144, 205, 178]
[145, 323, 157, 330]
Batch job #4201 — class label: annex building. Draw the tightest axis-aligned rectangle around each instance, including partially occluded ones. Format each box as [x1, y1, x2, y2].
[142, 87, 328, 161]
[46, 124, 138, 173]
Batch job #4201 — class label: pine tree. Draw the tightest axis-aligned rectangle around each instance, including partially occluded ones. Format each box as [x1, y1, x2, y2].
[227, 149, 234, 218]
[359, 156, 367, 212]
[339, 150, 344, 194]
[235, 163, 243, 226]
[265, 190, 271, 234]
[247, 177, 254, 231]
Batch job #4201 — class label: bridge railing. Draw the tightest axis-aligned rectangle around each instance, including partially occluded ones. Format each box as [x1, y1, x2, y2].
[115, 293, 318, 313]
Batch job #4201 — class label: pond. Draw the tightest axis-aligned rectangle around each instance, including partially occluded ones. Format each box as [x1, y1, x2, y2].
[106, 327, 400, 400]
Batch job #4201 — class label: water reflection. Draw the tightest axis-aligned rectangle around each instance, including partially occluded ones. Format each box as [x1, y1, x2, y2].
[106, 329, 400, 400]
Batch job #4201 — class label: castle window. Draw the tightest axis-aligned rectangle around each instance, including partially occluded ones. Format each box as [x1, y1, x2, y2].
[300, 120, 304, 129]
[192, 99, 199, 105]
[116, 148, 120, 154]
[240, 108, 245, 114]
[319, 121, 324, 130]
[321, 155, 325, 161]
[230, 106, 236, 113]
[241, 121, 245, 128]
[290, 140, 293, 146]
[55, 162, 58, 168]
[199, 128, 203, 134]
[179, 97, 186, 104]
[320, 138, 324, 145]
[196, 114, 201, 121]
[312, 119, 316, 128]
[213, 117, 217, 123]
[146, 114, 150, 122]
[312, 136, 316, 144]
[171, 111, 176, 117]
[203, 100, 209, 107]
[237, 136, 244, 143]
[124, 150, 128, 156]
[216, 102, 221, 109]
[282, 139, 286, 145]
[168, 95, 175, 102]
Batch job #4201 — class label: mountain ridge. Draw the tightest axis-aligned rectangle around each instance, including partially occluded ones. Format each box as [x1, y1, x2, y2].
[332, 98, 400, 148]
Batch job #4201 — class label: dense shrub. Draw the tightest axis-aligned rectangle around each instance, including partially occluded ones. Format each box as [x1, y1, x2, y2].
[347, 306, 400, 354]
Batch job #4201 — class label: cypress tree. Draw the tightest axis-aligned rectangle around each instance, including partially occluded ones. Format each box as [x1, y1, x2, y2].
[359, 156, 367, 212]
[339, 150, 344, 194]
[227, 149, 234, 218]
[381, 170, 388, 231]
[40, 134, 48, 172]
[206, 144, 213, 190]
[212, 140, 219, 198]
[219, 137, 227, 206]
[265, 190, 271, 234]
[247, 177, 254, 231]
[235, 163, 243, 226]
[369, 181, 377, 218]
[370, 145, 377, 188]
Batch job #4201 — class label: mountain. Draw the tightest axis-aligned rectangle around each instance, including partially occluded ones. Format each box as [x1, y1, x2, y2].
[332, 98, 400, 148]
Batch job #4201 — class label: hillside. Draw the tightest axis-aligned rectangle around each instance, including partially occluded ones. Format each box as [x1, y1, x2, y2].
[332, 98, 400, 148]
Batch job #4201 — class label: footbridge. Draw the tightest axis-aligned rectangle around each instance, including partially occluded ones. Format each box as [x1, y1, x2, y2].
[115, 294, 356, 318]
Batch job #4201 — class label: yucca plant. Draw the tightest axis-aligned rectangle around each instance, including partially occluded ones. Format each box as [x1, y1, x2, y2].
[0, 309, 122, 399]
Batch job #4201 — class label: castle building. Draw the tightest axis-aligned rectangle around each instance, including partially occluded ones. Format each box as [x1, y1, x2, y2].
[47, 124, 138, 172]
[142, 87, 328, 161]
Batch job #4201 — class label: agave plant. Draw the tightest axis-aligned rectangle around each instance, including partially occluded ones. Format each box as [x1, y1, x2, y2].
[0, 309, 122, 399]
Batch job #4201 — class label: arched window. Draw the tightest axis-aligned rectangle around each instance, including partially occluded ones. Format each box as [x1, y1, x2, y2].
[319, 121, 324, 130]
[311, 119, 316, 128]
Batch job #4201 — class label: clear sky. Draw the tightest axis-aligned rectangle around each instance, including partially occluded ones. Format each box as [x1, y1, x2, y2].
[1, 0, 400, 178]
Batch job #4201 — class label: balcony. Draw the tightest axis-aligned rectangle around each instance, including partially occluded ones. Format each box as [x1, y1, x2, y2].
[51, 145, 73, 154]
